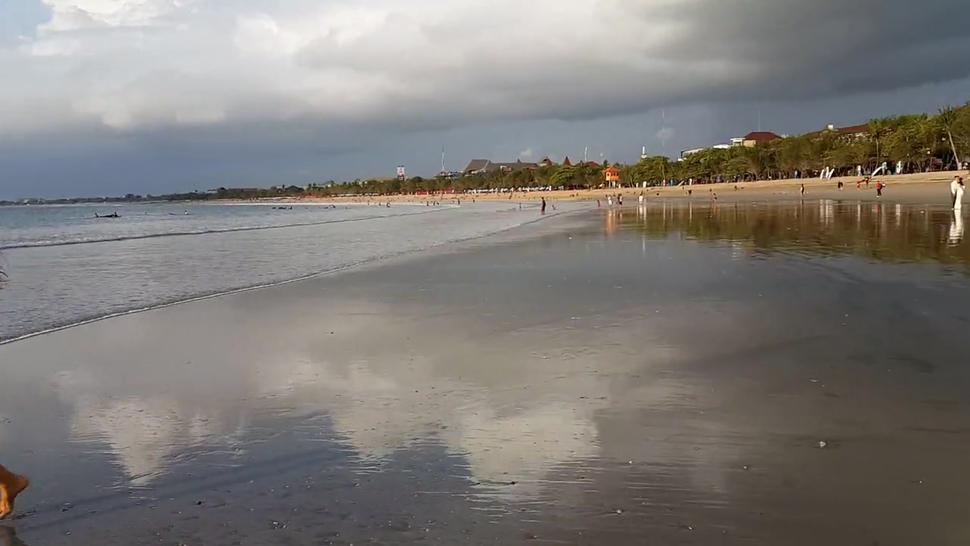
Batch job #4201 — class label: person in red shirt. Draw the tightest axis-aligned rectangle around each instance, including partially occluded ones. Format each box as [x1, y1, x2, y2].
[876, 181, 885, 197]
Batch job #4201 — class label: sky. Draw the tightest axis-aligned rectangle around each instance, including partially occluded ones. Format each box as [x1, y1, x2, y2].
[0, 0, 968, 199]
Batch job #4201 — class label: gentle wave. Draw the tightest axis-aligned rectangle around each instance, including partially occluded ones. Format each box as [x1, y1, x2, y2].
[0, 208, 566, 346]
[0, 208, 440, 250]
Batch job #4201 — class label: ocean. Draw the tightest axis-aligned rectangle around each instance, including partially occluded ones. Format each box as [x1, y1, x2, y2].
[0, 201, 552, 343]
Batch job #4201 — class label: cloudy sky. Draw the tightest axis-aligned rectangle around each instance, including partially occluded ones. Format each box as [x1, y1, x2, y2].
[0, 0, 968, 198]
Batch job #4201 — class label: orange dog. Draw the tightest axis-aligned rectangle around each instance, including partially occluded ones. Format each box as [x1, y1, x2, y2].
[0, 466, 28, 520]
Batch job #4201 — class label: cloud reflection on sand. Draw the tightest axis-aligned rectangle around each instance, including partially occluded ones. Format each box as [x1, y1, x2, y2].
[41, 296, 686, 500]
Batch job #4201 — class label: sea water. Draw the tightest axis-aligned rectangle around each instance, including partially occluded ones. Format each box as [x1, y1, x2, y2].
[0, 201, 550, 342]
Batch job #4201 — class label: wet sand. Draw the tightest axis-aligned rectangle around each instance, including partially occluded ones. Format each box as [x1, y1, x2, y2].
[3, 202, 970, 544]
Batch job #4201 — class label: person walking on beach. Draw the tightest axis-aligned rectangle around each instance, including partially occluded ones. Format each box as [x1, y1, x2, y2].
[540, 197, 547, 214]
[0, 465, 29, 520]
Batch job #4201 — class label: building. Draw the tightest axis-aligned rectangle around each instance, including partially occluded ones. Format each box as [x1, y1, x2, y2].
[539, 157, 554, 168]
[742, 132, 782, 147]
[462, 159, 539, 176]
[806, 124, 869, 141]
[680, 147, 707, 159]
[829, 124, 869, 139]
[604, 166, 621, 187]
[730, 137, 745, 147]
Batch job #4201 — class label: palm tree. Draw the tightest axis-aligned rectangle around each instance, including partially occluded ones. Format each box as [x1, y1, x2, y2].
[867, 118, 892, 168]
[938, 107, 963, 169]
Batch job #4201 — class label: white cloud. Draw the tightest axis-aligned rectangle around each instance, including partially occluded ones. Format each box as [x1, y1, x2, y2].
[1, 0, 968, 138]
[41, 0, 195, 31]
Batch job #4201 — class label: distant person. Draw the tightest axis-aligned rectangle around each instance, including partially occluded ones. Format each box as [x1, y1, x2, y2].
[540, 197, 547, 214]
[875, 181, 885, 197]
[800, 184, 806, 196]
[712, 192, 718, 201]
[687, 189, 692, 196]
[638, 193, 644, 205]
[607, 196, 613, 207]
[596, 199, 601, 207]
[837, 181, 844, 190]
[953, 176, 965, 209]
[0, 464, 29, 520]
[617, 194, 623, 206]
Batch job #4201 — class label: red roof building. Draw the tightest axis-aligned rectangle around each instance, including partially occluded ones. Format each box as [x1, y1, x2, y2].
[742, 132, 782, 147]
[604, 166, 621, 186]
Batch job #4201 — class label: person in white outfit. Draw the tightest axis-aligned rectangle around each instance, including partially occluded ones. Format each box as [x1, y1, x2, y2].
[951, 176, 963, 209]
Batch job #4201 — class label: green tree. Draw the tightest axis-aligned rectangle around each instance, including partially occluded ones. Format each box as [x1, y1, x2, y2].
[550, 165, 576, 186]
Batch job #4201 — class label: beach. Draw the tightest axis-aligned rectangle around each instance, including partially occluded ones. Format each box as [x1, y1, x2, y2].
[317, 170, 969, 207]
[3, 197, 970, 544]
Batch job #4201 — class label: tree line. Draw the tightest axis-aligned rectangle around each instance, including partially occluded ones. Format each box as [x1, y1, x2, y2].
[305, 102, 970, 196]
[627, 104, 970, 186]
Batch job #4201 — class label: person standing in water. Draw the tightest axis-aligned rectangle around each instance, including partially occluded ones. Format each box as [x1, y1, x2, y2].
[952, 176, 963, 208]
[875, 181, 884, 197]
[0, 464, 29, 520]
[954, 177, 965, 210]
[800, 184, 806, 197]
